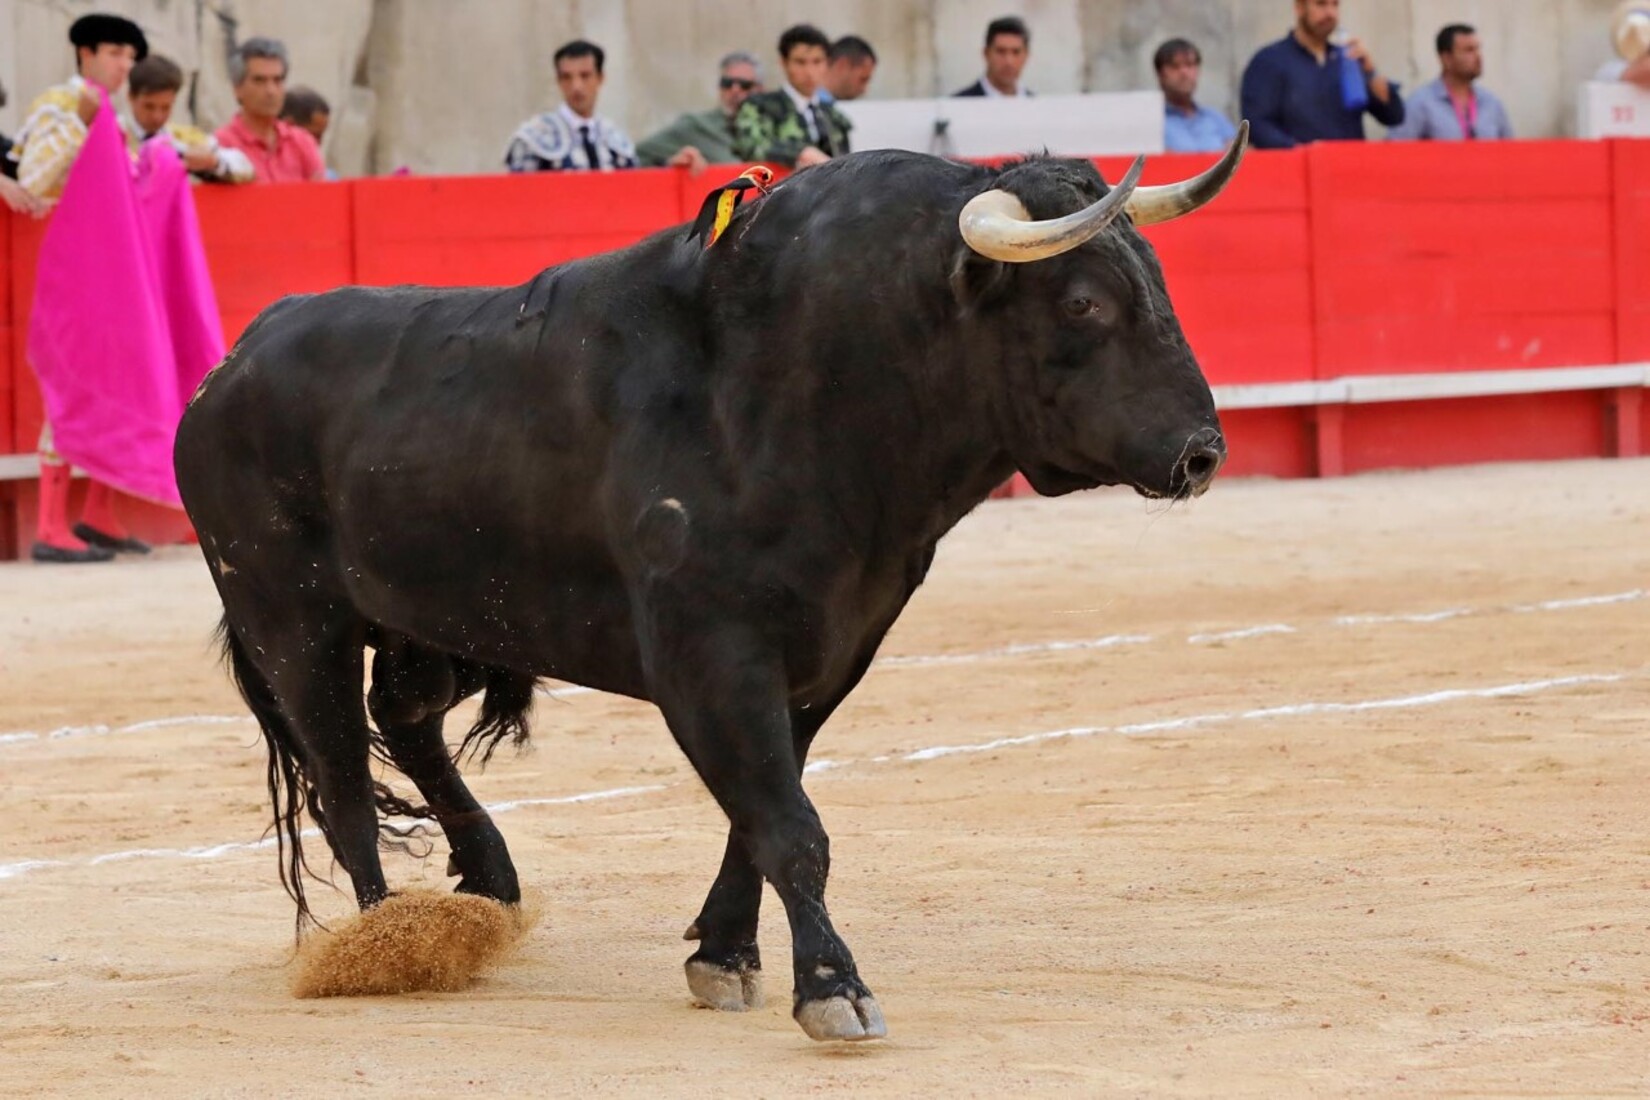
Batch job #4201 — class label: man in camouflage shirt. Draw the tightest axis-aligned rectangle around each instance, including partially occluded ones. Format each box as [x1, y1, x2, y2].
[733, 24, 851, 169]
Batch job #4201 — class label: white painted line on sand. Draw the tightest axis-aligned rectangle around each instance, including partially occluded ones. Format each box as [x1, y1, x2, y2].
[4, 589, 1643, 751]
[0, 671, 1628, 885]
[1188, 624, 1297, 645]
[899, 673, 1626, 762]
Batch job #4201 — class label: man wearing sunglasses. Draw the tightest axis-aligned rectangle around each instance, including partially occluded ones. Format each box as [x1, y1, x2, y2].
[636, 51, 763, 172]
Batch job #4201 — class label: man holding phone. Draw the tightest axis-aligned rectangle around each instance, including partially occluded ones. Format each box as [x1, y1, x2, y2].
[1241, 0, 1405, 148]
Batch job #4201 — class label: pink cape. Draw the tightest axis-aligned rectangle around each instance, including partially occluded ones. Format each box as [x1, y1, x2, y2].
[25, 91, 225, 507]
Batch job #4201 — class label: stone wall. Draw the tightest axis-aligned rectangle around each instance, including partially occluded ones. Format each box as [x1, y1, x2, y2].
[0, 0, 1628, 178]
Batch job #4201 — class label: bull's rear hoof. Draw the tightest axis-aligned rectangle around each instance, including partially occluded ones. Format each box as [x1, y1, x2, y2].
[795, 993, 887, 1041]
[685, 958, 763, 1011]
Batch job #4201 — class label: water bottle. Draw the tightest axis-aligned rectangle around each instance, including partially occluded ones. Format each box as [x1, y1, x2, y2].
[1337, 34, 1368, 111]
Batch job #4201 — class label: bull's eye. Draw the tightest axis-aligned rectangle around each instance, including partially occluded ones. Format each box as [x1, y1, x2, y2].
[1062, 297, 1097, 318]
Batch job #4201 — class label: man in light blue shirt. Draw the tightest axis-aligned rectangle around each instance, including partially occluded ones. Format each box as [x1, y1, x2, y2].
[1387, 24, 1513, 140]
[1156, 38, 1238, 153]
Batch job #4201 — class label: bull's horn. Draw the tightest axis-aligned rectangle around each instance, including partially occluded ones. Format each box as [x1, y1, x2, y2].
[1125, 120, 1249, 227]
[959, 155, 1145, 263]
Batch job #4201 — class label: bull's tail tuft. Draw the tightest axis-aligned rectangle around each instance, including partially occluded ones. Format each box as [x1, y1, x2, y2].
[456, 668, 537, 766]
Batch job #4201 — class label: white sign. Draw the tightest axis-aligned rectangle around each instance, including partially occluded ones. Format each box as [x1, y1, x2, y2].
[839, 92, 1166, 159]
[1578, 80, 1650, 137]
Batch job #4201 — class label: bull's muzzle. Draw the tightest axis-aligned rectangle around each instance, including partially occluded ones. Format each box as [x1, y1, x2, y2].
[1173, 427, 1227, 499]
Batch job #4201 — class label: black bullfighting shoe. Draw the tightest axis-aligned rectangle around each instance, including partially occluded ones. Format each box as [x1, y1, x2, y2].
[73, 523, 152, 555]
[31, 540, 115, 564]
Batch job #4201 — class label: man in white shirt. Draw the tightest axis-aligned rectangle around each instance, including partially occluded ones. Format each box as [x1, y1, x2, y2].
[505, 39, 638, 172]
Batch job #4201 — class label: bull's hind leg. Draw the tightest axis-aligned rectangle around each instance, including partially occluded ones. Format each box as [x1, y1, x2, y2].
[649, 621, 884, 1042]
[367, 643, 520, 904]
[231, 613, 389, 912]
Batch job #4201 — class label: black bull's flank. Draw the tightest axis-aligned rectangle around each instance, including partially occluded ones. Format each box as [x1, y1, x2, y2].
[176, 131, 1247, 1042]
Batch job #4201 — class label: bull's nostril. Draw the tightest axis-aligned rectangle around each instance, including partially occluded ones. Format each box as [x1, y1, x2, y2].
[1183, 451, 1218, 483]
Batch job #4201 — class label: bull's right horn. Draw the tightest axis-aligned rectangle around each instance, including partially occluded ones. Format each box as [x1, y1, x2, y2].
[1124, 120, 1249, 227]
[960, 155, 1145, 263]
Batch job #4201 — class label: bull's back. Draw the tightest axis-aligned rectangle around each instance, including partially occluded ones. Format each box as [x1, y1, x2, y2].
[178, 284, 519, 510]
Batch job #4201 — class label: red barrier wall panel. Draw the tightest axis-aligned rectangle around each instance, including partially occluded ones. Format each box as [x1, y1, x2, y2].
[8, 216, 47, 454]
[193, 182, 355, 343]
[1613, 138, 1650, 361]
[1341, 391, 1607, 474]
[1309, 141, 1616, 377]
[352, 171, 684, 288]
[0, 208, 12, 454]
[1218, 406, 1314, 479]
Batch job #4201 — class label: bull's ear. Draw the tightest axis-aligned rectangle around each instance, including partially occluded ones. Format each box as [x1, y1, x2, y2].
[949, 248, 1012, 316]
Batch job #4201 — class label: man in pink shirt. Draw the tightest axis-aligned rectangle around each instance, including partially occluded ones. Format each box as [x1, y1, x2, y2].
[215, 37, 325, 183]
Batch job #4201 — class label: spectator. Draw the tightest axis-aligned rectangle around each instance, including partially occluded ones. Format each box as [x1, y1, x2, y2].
[1155, 38, 1237, 152]
[1, 76, 17, 178]
[823, 35, 877, 103]
[280, 85, 331, 144]
[1387, 25, 1512, 140]
[1597, 2, 1650, 88]
[954, 16, 1032, 97]
[636, 51, 762, 171]
[215, 37, 326, 182]
[279, 85, 338, 179]
[733, 24, 850, 169]
[505, 40, 638, 172]
[1240, 0, 1404, 148]
[128, 55, 254, 181]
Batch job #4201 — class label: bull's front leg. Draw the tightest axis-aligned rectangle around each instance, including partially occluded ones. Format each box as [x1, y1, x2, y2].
[646, 619, 885, 1042]
[680, 699, 844, 1014]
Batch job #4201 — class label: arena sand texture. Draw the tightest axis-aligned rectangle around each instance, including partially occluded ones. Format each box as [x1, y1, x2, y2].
[2, 459, 1647, 1096]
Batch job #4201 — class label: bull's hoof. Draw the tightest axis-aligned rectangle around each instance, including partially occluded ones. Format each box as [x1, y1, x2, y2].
[795, 992, 887, 1041]
[685, 958, 763, 1011]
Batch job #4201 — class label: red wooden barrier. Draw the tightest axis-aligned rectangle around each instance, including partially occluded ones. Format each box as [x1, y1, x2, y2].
[0, 209, 12, 557]
[194, 181, 356, 345]
[1614, 138, 1650, 363]
[1308, 140, 1617, 377]
[8, 215, 46, 458]
[351, 170, 684, 289]
[3, 142, 1649, 555]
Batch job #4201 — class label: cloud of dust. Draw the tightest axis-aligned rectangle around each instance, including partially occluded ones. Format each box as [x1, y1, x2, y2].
[290, 890, 539, 998]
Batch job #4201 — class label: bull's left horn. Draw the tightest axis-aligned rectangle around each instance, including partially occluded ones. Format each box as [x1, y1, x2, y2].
[959, 155, 1145, 263]
[1125, 120, 1249, 227]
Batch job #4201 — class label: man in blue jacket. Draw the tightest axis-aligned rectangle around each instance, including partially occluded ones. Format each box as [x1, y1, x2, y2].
[1241, 0, 1404, 148]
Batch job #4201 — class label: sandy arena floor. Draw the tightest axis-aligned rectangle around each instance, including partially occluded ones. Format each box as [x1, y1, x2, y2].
[1, 460, 1647, 1097]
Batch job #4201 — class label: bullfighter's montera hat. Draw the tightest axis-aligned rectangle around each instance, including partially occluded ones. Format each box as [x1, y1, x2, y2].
[69, 13, 149, 62]
[1614, 1, 1650, 61]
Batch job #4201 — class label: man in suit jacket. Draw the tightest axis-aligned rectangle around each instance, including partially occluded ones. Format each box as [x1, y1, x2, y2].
[733, 24, 850, 169]
[954, 16, 1033, 97]
[505, 39, 638, 172]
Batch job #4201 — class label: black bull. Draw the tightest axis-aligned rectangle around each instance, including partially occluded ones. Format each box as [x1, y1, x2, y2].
[176, 135, 1245, 1042]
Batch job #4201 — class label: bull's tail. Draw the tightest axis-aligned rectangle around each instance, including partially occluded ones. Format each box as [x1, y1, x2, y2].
[216, 616, 322, 936]
[456, 668, 537, 766]
[218, 617, 439, 938]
